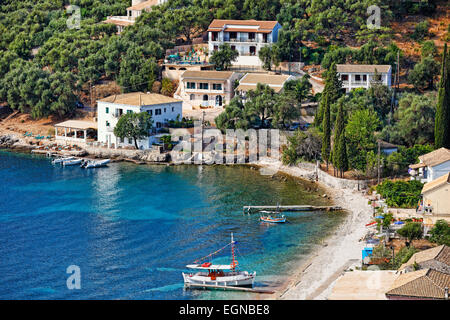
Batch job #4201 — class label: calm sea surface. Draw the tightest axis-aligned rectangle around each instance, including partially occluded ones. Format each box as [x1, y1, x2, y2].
[0, 150, 345, 299]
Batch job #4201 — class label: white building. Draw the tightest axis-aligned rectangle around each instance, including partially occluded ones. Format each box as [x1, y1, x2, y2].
[235, 73, 294, 101]
[104, 0, 167, 34]
[207, 19, 282, 67]
[336, 64, 392, 93]
[178, 70, 240, 108]
[409, 148, 450, 183]
[97, 92, 182, 149]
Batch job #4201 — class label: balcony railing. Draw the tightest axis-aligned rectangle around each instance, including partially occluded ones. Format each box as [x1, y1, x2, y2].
[224, 38, 257, 43]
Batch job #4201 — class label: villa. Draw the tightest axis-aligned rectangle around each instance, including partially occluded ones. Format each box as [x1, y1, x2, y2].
[104, 0, 167, 34]
[409, 147, 450, 183]
[336, 64, 392, 92]
[207, 19, 282, 67]
[419, 173, 450, 221]
[235, 73, 295, 101]
[178, 70, 240, 108]
[97, 92, 182, 149]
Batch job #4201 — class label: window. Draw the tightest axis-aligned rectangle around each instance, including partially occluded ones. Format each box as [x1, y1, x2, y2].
[362, 75, 367, 82]
[164, 108, 166, 113]
[105, 107, 109, 114]
[155, 109, 162, 115]
[120, 137, 124, 143]
[213, 83, 222, 90]
[156, 122, 162, 128]
[127, 110, 133, 114]
[214, 45, 218, 51]
[203, 95, 208, 101]
[147, 110, 152, 116]
[172, 107, 174, 112]
[341, 74, 348, 81]
[355, 75, 361, 82]
[215, 95, 223, 107]
[106, 121, 110, 127]
[187, 82, 196, 89]
[190, 94, 195, 101]
[199, 83, 209, 90]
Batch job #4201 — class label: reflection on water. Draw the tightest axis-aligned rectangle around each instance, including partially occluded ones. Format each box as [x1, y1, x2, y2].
[0, 151, 346, 299]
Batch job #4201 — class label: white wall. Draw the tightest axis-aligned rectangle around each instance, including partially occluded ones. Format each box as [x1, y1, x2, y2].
[429, 160, 450, 182]
[97, 100, 182, 149]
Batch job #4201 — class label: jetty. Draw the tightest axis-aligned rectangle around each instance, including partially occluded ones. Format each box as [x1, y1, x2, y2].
[185, 283, 275, 294]
[243, 205, 343, 214]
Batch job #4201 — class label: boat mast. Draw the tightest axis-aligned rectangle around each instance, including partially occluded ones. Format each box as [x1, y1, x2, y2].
[231, 233, 237, 270]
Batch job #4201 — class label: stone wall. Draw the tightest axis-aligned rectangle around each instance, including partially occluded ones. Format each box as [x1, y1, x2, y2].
[84, 145, 168, 162]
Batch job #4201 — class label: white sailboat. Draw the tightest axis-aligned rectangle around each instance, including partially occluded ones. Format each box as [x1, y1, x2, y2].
[182, 233, 256, 288]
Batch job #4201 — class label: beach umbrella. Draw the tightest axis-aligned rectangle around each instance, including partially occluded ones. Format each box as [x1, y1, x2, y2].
[375, 215, 384, 219]
[394, 221, 405, 225]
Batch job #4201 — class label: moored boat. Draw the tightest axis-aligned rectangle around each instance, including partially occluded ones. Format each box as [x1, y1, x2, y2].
[62, 158, 82, 166]
[52, 156, 75, 164]
[82, 159, 110, 168]
[259, 210, 286, 223]
[182, 233, 256, 288]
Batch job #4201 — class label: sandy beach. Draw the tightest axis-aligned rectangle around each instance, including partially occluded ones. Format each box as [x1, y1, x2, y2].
[257, 159, 374, 300]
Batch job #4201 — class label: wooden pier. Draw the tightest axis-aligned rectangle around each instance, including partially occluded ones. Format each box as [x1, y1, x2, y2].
[243, 205, 343, 214]
[186, 283, 275, 294]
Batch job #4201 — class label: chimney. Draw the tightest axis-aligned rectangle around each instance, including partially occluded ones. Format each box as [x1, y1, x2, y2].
[445, 287, 449, 300]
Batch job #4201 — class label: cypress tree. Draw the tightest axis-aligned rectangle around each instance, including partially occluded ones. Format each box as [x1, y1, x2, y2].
[435, 43, 450, 149]
[333, 103, 347, 177]
[321, 91, 331, 170]
[315, 63, 343, 127]
[336, 128, 348, 178]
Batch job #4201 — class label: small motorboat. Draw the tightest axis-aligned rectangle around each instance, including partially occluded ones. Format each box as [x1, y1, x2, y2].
[182, 233, 256, 289]
[260, 214, 286, 223]
[259, 209, 286, 223]
[52, 156, 75, 164]
[62, 158, 82, 166]
[82, 159, 110, 168]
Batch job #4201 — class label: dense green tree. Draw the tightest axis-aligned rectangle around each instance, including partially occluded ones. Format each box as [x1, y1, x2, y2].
[114, 112, 153, 149]
[381, 93, 436, 147]
[282, 128, 322, 165]
[408, 56, 440, 91]
[283, 75, 312, 103]
[398, 223, 423, 242]
[245, 84, 277, 128]
[117, 45, 159, 93]
[209, 44, 238, 71]
[346, 108, 380, 171]
[258, 45, 280, 71]
[429, 220, 450, 246]
[435, 44, 450, 149]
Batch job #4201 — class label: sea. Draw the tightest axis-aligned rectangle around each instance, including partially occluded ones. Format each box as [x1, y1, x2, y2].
[0, 150, 346, 299]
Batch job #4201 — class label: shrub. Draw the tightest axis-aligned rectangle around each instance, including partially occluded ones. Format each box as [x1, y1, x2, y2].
[397, 222, 423, 241]
[376, 180, 424, 208]
[429, 220, 450, 246]
[411, 20, 430, 41]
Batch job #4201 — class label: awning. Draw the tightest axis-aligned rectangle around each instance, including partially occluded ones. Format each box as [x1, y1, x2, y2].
[55, 120, 98, 130]
[409, 163, 426, 169]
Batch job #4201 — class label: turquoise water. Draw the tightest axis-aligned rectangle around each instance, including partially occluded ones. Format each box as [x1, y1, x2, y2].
[0, 150, 345, 299]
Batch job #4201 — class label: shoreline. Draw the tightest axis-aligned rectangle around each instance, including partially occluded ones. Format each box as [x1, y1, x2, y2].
[1, 137, 373, 300]
[255, 160, 373, 300]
